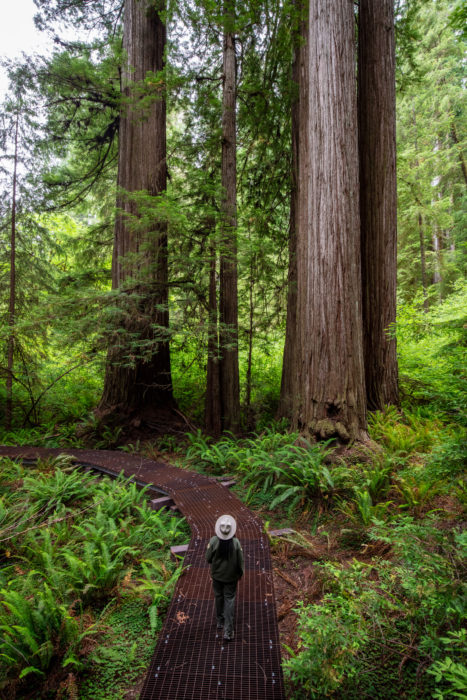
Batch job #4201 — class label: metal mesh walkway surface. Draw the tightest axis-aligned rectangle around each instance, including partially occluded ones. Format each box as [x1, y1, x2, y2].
[0, 446, 286, 700]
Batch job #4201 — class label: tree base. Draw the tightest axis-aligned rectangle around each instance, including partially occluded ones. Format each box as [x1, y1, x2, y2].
[85, 403, 193, 446]
[296, 418, 369, 445]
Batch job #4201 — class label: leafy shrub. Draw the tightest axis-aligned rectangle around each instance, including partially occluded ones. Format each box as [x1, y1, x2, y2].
[91, 472, 149, 518]
[339, 488, 393, 527]
[0, 583, 91, 682]
[284, 559, 391, 696]
[185, 430, 242, 472]
[424, 432, 467, 481]
[368, 406, 441, 455]
[132, 501, 188, 549]
[267, 444, 338, 512]
[23, 456, 96, 509]
[0, 457, 25, 485]
[185, 428, 342, 512]
[60, 537, 136, 602]
[361, 454, 398, 501]
[284, 594, 371, 697]
[397, 281, 467, 421]
[133, 560, 182, 632]
[285, 516, 465, 697]
[0, 457, 188, 696]
[240, 436, 340, 510]
[395, 473, 442, 515]
[19, 503, 187, 605]
[428, 630, 467, 700]
[0, 427, 47, 446]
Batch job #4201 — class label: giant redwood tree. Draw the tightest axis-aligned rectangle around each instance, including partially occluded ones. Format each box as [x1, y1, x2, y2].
[281, 0, 367, 441]
[278, 16, 300, 420]
[5, 107, 20, 431]
[204, 0, 240, 435]
[359, 0, 399, 410]
[98, 0, 175, 426]
[218, 0, 240, 433]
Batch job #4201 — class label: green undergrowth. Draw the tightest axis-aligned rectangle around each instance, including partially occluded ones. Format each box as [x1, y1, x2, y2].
[0, 360, 103, 446]
[284, 518, 465, 699]
[0, 415, 129, 452]
[397, 281, 467, 422]
[78, 599, 157, 700]
[0, 456, 189, 699]
[175, 406, 466, 699]
[181, 426, 344, 517]
[178, 408, 465, 520]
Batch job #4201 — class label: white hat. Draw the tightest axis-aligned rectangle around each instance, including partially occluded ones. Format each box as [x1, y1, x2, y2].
[215, 514, 237, 540]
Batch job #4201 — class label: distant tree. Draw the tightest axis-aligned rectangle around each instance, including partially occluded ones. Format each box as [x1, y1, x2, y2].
[278, 9, 300, 419]
[98, 0, 176, 427]
[0, 80, 62, 428]
[205, 228, 222, 436]
[3, 104, 20, 430]
[449, 0, 467, 41]
[218, 0, 240, 433]
[28, 0, 121, 213]
[397, 0, 466, 303]
[170, 1, 293, 430]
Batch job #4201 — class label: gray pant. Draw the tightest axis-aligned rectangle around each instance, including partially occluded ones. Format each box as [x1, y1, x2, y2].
[212, 579, 237, 635]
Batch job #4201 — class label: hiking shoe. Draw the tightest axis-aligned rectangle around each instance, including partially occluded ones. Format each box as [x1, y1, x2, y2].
[223, 631, 234, 641]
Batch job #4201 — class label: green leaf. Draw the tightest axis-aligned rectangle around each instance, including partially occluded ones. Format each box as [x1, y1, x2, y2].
[19, 665, 45, 679]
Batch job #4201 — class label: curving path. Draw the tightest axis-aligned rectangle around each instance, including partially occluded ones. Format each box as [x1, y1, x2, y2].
[0, 446, 285, 700]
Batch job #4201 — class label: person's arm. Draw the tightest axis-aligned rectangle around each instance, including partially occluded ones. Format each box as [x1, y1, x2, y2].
[206, 536, 217, 564]
[237, 540, 244, 578]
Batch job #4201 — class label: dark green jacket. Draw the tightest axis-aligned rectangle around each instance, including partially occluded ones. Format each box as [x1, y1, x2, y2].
[206, 536, 244, 583]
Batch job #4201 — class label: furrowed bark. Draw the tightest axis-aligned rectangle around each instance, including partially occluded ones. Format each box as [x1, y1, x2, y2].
[5, 110, 19, 430]
[359, 0, 399, 410]
[219, 0, 240, 433]
[205, 240, 222, 436]
[98, 0, 174, 426]
[278, 23, 300, 420]
[294, 0, 367, 442]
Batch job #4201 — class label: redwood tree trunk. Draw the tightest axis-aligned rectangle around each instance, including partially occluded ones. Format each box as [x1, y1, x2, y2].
[5, 110, 19, 431]
[99, 0, 174, 425]
[245, 253, 254, 416]
[205, 241, 222, 436]
[451, 122, 467, 186]
[293, 0, 367, 442]
[432, 227, 443, 287]
[359, 0, 399, 411]
[219, 0, 240, 433]
[418, 212, 429, 312]
[278, 27, 300, 419]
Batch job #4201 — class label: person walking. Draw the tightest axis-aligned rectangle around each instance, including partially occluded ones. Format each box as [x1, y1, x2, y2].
[206, 514, 244, 641]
